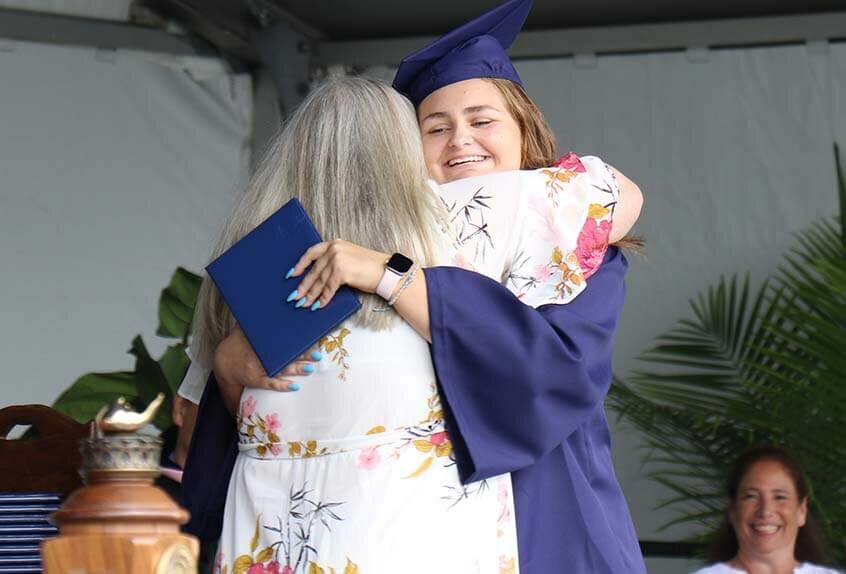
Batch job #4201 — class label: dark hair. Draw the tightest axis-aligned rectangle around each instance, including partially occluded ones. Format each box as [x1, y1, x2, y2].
[709, 446, 832, 564]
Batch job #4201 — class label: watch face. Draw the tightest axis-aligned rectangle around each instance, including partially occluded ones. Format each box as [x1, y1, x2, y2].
[387, 253, 414, 274]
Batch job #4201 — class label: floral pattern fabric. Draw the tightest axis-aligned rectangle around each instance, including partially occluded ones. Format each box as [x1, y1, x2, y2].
[215, 153, 617, 574]
[441, 154, 620, 304]
[219, 319, 518, 574]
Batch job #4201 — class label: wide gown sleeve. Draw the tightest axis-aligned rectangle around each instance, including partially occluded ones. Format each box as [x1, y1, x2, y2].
[426, 246, 628, 484]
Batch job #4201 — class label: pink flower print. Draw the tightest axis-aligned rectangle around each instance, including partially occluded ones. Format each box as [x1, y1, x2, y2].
[575, 218, 612, 278]
[266, 562, 283, 574]
[554, 151, 587, 173]
[357, 446, 381, 470]
[269, 442, 283, 456]
[241, 395, 257, 419]
[281, 567, 293, 574]
[532, 263, 553, 283]
[247, 564, 266, 574]
[265, 412, 281, 433]
[429, 431, 449, 446]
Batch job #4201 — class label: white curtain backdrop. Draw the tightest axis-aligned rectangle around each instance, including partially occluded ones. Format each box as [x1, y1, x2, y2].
[365, 41, 846, 571]
[0, 41, 252, 409]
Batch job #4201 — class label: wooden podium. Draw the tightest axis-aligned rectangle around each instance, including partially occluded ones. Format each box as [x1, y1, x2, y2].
[41, 396, 198, 573]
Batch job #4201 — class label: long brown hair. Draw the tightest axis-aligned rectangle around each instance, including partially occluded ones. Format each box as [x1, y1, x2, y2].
[485, 78, 644, 251]
[709, 446, 832, 565]
[485, 78, 557, 169]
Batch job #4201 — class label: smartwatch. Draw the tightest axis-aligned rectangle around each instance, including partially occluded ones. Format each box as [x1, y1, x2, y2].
[376, 253, 414, 300]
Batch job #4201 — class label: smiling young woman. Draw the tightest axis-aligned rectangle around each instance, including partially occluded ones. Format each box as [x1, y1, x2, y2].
[418, 77, 555, 183]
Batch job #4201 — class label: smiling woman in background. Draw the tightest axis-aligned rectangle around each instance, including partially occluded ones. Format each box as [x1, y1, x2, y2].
[693, 447, 839, 574]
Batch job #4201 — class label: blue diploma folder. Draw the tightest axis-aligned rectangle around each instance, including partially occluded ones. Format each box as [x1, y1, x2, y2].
[206, 198, 361, 377]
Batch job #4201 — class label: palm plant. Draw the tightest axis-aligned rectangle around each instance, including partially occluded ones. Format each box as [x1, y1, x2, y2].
[608, 145, 846, 562]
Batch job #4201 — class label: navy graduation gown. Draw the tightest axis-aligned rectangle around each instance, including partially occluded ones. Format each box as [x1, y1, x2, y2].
[425, 247, 645, 573]
[182, 248, 645, 572]
[182, 370, 237, 543]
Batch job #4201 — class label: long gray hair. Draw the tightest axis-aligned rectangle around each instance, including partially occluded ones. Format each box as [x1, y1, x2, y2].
[191, 77, 448, 368]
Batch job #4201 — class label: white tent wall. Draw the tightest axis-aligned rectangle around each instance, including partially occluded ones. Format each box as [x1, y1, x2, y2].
[363, 41, 845, 572]
[0, 40, 253, 409]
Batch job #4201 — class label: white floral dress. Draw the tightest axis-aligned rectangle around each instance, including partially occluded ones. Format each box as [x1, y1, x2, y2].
[202, 154, 619, 574]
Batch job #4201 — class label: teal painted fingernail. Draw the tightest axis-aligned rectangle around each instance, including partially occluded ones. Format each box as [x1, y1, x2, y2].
[303, 364, 315, 373]
[310, 301, 321, 312]
[296, 297, 307, 308]
[286, 289, 298, 302]
[285, 267, 295, 279]
[288, 383, 301, 391]
[311, 351, 324, 361]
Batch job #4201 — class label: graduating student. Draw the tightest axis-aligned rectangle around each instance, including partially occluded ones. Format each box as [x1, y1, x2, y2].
[184, 1, 646, 572]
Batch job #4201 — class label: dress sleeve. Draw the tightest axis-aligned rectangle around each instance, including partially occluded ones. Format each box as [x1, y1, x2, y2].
[427, 154, 626, 483]
[505, 154, 620, 307]
[426, 246, 628, 483]
[573, 154, 622, 279]
[176, 350, 208, 404]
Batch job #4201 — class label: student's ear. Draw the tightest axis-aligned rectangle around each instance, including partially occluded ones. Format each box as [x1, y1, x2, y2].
[798, 497, 808, 528]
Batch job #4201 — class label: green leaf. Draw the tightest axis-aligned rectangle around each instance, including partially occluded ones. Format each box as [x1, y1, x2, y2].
[158, 342, 191, 396]
[156, 267, 202, 340]
[50, 267, 202, 437]
[52, 371, 138, 424]
[128, 335, 173, 430]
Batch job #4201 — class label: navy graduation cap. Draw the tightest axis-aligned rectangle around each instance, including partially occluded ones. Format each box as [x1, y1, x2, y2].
[392, 0, 532, 107]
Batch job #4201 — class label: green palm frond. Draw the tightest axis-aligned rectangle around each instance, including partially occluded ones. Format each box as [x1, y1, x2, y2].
[609, 145, 846, 562]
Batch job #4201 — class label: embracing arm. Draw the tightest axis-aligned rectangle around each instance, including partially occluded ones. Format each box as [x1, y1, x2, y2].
[288, 239, 433, 341]
[608, 165, 643, 243]
[213, 163, 642, 379]
[287, 237, 628, 482]
[426, 247, 627, 482]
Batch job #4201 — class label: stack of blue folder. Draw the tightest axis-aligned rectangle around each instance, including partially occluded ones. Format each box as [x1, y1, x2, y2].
[0, 493, 61, 574]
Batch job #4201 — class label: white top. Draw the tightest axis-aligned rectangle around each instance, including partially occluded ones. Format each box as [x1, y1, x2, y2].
[177, 347, 205, 404]
[692, 562, 843, 574]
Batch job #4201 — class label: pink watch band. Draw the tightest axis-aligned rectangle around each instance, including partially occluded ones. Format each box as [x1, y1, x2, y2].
[376, 268, 402, 300]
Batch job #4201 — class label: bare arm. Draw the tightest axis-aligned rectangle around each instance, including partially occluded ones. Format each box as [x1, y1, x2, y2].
[607, 164, 643, 243]
[212, 323, 324, 406]
[289, 240, 432, 342]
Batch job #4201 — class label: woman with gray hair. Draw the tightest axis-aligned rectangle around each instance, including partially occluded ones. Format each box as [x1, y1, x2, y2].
[195, 77, 519, 573]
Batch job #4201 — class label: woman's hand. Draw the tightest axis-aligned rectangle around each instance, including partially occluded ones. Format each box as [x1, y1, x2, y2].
[213, 324, 323, 393]
[286, 239, 388, 310]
